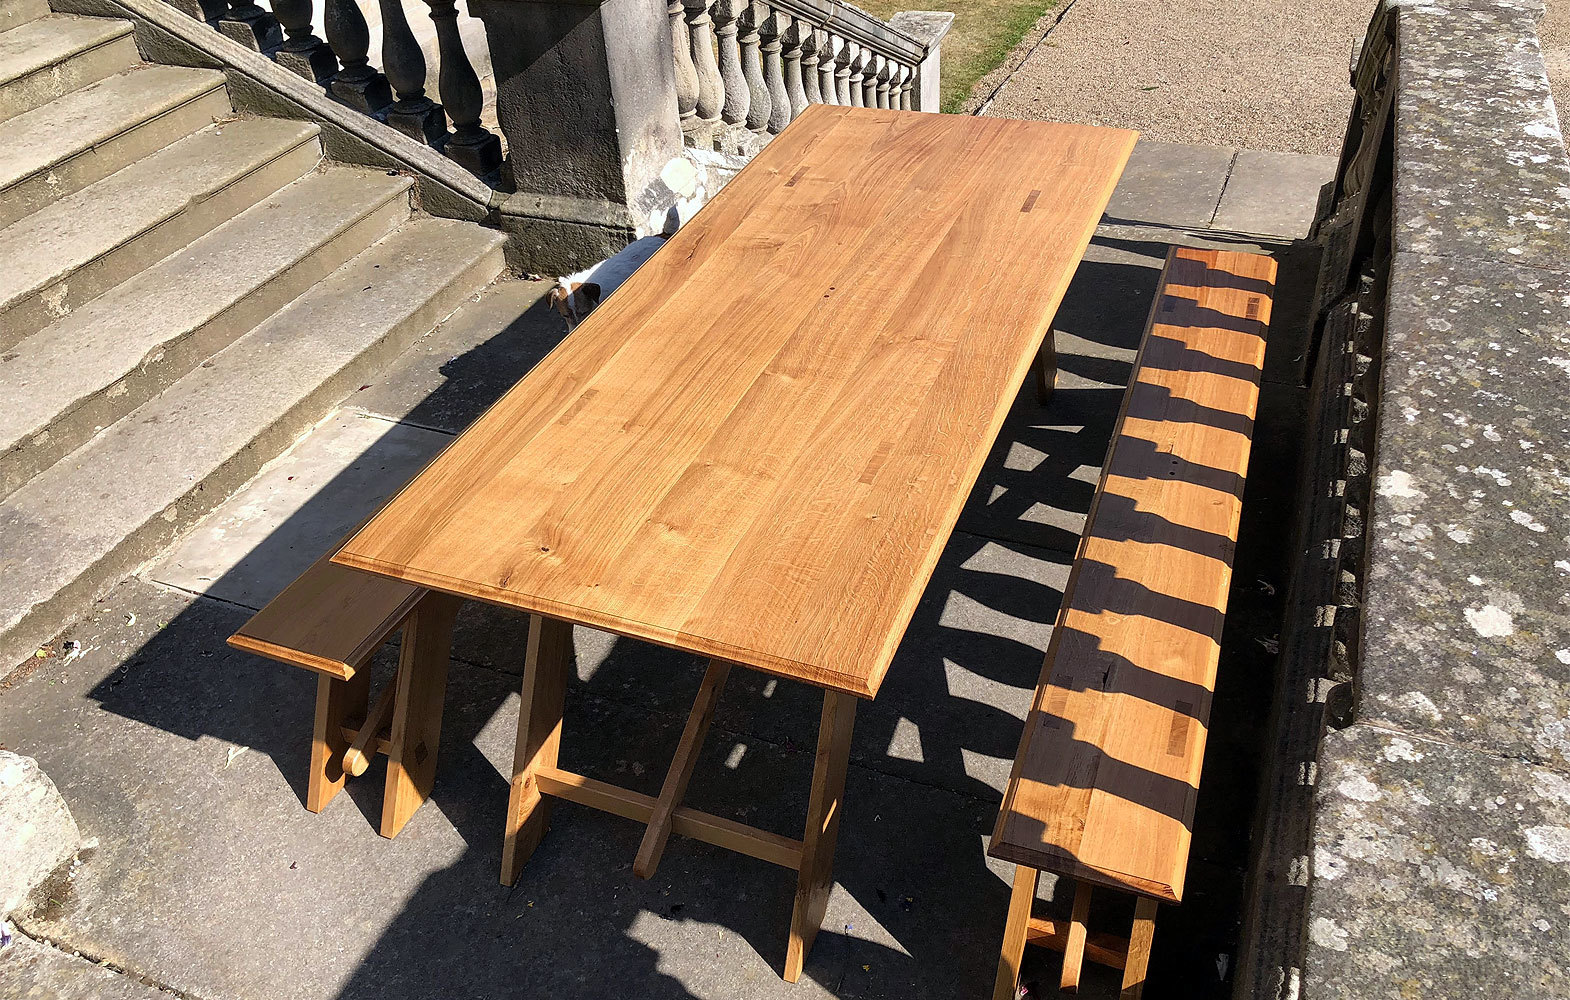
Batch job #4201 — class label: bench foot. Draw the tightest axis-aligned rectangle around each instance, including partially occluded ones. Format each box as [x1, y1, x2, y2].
[308, 671, 371, 812]
[380, 591, 461, 838]
[785, 688, 857, 983]
[502, 614, 574, 886]
[993, 864, 1040, 1000]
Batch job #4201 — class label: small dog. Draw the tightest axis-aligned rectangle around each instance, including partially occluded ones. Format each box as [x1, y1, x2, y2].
[547, 235, 669, 330]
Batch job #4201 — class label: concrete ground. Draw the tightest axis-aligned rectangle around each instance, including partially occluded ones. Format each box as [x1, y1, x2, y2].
[0, 147, 1330, 999]
[973, 0, 1373, 155]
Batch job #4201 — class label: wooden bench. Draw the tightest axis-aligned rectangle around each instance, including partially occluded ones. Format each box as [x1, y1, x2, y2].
[989, 247, 1277, 999]
[226, 539, 461, 838]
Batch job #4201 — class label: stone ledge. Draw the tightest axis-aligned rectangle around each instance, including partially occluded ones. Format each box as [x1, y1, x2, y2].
[1383, 0, 1570, 270]
[1305, 723, 1570, 999]
[1363, 251, 1570, 771]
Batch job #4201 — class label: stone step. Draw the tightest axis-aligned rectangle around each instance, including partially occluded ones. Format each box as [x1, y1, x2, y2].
[0, 217, 507, 673]
[0, 166, 414, 498]
[0, 15, 138, 124]
[0, 116, 322, 343]
[0, 0, 51, 34]
[0, 64, 229, 230]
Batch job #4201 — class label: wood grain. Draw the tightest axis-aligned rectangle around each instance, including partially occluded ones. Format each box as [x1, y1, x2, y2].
[333, 106, 1135, 699]
[989, 248, 1277, 902]
[786, 688, 857, 982]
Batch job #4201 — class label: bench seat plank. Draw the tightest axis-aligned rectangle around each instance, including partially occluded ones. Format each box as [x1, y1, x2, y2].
[227, 545, 425, 680]
[990, 247, 1276, 903]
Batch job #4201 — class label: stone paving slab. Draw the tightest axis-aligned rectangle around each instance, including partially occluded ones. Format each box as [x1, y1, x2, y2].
[1363, 253, 1570, 770]
[0, 933, 173, 1000]
[1305, 723, 1570, 999]
[1212, 149, 1339, 240]
[1103, 141, 1237, 230]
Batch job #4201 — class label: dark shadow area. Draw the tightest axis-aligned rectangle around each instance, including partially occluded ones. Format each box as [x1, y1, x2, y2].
[0, 229, 1315, 1000]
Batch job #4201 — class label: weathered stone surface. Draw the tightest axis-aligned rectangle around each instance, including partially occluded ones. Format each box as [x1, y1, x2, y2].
[0, 933, 172, 1000]
[1103, 140, 1236, 230]
[1363, 252, 1570, 769]
[0, 751, 81, 918]
[1391, 0, 1570, 269]
[1211, 149, 1338, 239]
[1305, 723, 1570, 999]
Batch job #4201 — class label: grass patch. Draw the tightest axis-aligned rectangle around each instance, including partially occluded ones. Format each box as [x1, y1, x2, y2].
[857, 0, 1058, 112]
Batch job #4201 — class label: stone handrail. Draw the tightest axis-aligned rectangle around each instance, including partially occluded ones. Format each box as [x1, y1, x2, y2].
[670, 0, 952, 152]
[166, 0, 504, 177]
[1234, 0, 1570, 997]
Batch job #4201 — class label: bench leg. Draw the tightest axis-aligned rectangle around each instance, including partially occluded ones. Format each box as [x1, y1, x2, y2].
[1061, 881, 1093, 993]
[993, 864, 1039, 1000]
[1120, 897, 1158, 999]
[785, 688, 857, 983]
[501, 614, 573, 886]
[1034, 334, 1057, 405]
[633, 658, 731, 879]
[381, 592, 462, 838]
[308, 670, 370, 812]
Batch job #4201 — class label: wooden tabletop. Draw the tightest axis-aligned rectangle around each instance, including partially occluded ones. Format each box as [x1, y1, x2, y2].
[334, 106, 1135, 698]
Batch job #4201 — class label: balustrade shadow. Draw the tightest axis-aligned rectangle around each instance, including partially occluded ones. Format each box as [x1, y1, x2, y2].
[31, 233, 1300, 998]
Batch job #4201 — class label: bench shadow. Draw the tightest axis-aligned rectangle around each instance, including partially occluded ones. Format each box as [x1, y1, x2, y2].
[31, 231, 1306, 1000]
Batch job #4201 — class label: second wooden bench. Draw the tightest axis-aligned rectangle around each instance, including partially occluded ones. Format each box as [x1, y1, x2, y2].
[990, 246, 1277, 998]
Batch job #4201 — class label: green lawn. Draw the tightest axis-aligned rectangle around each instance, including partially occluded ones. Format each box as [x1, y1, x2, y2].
[859, 0, 1058, 112]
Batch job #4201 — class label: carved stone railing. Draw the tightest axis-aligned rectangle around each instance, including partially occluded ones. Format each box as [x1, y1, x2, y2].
[171, 0, 503, 177]
[671, 1, 951, 151]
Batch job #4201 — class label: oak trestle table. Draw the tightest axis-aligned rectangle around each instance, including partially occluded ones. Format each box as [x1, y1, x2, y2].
[333, 104, 1135, 980]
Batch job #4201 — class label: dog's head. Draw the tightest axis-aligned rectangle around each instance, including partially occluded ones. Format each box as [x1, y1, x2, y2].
[546, 279, 602, 331]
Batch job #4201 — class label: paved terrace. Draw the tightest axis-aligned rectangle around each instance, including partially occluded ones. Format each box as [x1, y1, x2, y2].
[0, 149, 1332, 998]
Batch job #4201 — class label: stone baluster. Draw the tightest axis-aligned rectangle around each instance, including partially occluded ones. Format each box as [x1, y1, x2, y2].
[425, 0, 502, 175]
[272, 0, 336, 82]
[781, 18, 808, 120]
[686, 0, 724, 142]
[758, 8, 790, 134]
[380, 0, 445, 143]
[217, 0, 281, 50]
[843, 41, 862, 106]
[817, 31, 838, 105]
[799, 23, 820, 106]
[875, 54, 892, 109]
[324, 0, 392, 113]
[713, 0, 750, 136]
[669, 0, 699, 127]
[898, 63, 914, 110]
[738, 4, 770, 134]
[863, 51, 880, 108]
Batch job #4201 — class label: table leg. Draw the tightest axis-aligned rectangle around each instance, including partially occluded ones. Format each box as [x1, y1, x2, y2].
[380, 591, 462, 838]
[993, 864, 1039, 1000]
[785, 687, 857, 983]
[634, 658, 731, 879]
[308, 670, 370, 812]
[501, 614, 573, 886]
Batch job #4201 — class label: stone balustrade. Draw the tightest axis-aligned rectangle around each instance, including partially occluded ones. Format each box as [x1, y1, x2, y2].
[170, 0, 503, 177]
[671, 0, 950, 152]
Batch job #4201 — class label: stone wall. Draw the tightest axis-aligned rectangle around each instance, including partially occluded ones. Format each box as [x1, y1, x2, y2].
[1239, 1, 1570, 997]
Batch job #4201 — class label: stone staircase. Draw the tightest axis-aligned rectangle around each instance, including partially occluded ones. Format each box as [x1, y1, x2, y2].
[0, 0, 510, 672]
